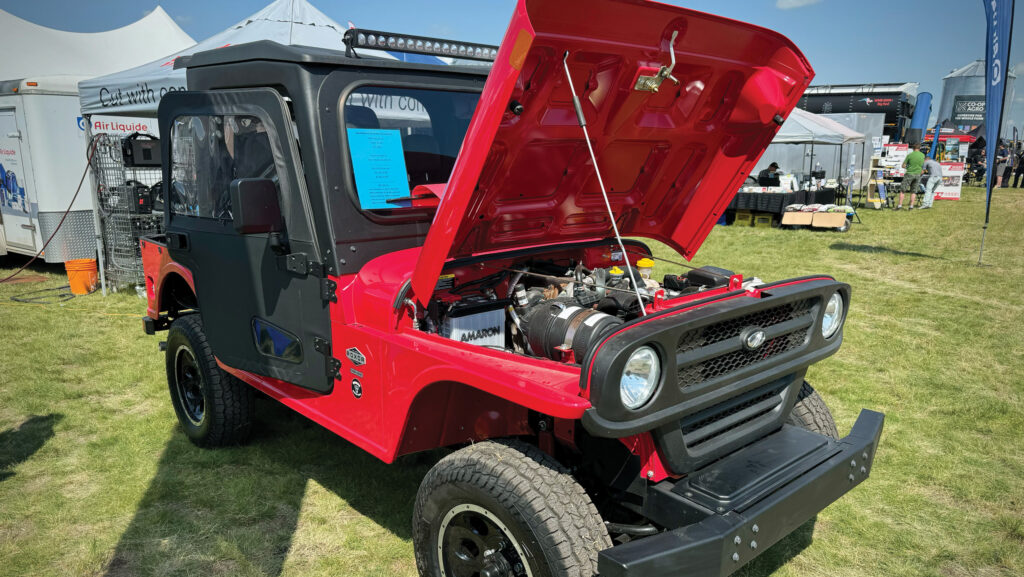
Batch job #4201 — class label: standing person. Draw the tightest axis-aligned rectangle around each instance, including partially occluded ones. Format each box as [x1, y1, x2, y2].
[974, 148, 987, 186]
[994, 141, 1010, 188]
[899, 145, 926, 210]
[1013, 144, 1024, 187]
[920, 149, 943, 209]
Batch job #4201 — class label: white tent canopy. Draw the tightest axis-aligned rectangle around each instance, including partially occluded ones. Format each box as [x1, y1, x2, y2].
[78, 0, 446, 117]
[753, 109, 867, 184]
[0, 7, 194, 81]
[773, 108, 865, 145]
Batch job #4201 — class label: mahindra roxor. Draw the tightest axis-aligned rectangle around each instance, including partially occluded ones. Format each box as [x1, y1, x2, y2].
[140, 1, 884, 575]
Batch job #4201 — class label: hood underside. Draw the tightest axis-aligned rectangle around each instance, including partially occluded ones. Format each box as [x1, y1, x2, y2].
[411, 0, 813, 304]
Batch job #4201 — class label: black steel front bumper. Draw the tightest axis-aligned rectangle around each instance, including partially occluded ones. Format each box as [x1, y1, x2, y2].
[598, 409, 884, 577]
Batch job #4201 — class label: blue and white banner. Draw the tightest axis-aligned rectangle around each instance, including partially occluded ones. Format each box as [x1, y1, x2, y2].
[983, 0, 1015, 207]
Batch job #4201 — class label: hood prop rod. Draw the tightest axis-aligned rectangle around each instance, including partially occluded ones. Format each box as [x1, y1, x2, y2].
[562, 51, 647, 315]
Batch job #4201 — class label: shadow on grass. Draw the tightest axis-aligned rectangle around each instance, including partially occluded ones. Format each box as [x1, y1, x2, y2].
[102, 398, 818, 576]
[735, 518, 817, 576]
[829, 242, 944, 260]
[103, 398, 435, 576]
[0, 414, 63, 483]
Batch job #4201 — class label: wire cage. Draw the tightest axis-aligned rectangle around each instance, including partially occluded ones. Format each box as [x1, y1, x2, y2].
[90, 133, 164, 288]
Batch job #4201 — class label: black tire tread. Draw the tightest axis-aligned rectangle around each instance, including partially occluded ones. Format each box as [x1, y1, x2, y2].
[787, 381, 839, 439]
[414, 439, 610, 577]
[167, 314, 254, 447]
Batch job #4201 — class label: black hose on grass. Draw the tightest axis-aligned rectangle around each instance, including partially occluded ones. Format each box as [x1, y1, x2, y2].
[9, 285, 77, 304]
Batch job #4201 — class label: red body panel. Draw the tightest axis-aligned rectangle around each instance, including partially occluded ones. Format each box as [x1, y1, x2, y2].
[141, 238, 194, 318]
[411, 0, 814, 305]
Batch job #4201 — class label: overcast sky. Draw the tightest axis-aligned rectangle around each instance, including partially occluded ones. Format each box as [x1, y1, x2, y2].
[5, 0, 1023, 133]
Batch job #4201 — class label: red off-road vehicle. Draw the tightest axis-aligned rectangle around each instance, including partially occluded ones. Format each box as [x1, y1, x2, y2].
[140, 1, 883, 575]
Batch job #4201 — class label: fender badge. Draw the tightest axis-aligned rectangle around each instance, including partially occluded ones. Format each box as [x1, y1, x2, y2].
[346, 347, 366, 366]
[741, 327, 767, 351]
[351, 379, 363, 399]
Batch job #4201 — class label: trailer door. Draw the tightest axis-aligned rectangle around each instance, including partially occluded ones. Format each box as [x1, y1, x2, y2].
[0, 109, 35, 251]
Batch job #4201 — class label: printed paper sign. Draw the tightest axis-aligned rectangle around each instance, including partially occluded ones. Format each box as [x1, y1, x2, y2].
[935, 162, 964, 201]
[347, 128, 410, 210]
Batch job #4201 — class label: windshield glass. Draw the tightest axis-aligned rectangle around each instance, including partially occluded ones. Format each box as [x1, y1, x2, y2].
[344, 86, 480, 210]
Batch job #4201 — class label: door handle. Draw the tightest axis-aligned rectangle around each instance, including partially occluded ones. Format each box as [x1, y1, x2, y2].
[167, 232, 190, 251]
[20, 224, 35, 231]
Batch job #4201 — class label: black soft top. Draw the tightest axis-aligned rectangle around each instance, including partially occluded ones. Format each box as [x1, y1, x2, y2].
[175, 40, 491, 77]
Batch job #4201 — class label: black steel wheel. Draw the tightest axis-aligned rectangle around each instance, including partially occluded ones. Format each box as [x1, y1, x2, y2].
[438, 504, 532, 577]
[165, 314, 254, 447]
[414, 439, 610, 577]
[173, 346, 205, 425]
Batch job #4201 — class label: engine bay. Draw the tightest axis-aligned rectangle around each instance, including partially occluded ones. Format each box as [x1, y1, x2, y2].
[416, 243, 741, 364]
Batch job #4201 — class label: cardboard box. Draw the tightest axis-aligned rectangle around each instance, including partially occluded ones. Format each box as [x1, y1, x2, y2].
[811, 212, 849, 228]
[781, 212, 813, 226]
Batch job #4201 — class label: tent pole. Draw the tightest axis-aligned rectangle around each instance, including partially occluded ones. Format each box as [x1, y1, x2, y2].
[809, 141, 815, 182]
[860, 141, 867, 198]
[84, 117, 107, 297]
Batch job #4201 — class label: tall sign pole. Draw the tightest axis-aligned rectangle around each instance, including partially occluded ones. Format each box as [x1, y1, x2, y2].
[979, 0, 1015, 265]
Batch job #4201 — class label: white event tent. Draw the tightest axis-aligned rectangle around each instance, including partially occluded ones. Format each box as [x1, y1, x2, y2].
[753, 108, 866, 190]
[79, 0, 456, 118]
[0, 7, 194, 81]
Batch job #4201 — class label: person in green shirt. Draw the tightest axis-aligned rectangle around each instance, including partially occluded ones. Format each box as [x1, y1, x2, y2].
[899, 146, 927, 210]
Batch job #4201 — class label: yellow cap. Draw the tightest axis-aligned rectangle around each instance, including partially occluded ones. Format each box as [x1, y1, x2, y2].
[609, 266, 624, 276]
[637, 258, 654, 268]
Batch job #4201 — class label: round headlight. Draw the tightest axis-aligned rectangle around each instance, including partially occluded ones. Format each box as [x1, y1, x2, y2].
[821, 292, 845, 338]
[620, 346, 661, 410]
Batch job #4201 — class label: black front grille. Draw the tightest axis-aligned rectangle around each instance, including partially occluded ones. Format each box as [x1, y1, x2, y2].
[680, 380, 790, 448]
[676, 300, 814, 389]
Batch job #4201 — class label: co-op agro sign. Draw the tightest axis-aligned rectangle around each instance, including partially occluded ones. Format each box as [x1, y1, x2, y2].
[952, 95, 985, 123]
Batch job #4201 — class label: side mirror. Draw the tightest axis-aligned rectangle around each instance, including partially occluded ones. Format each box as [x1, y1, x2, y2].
[230, 178, 283, 234]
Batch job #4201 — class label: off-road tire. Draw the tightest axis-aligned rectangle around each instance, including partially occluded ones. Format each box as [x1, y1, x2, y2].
[413, 439, 611, 577]
[786, 381, 839, 439]
[165, 314, 254, 447]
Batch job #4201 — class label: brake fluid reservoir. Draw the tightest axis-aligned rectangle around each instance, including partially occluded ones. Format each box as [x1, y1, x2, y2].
[637, 258, 655, 279]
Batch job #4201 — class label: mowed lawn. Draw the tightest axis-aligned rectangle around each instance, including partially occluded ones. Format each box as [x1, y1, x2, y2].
[1, 186, 1022, 577]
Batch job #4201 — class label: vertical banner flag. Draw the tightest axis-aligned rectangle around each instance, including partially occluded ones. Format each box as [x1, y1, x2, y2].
[980, 0, 1015, 263]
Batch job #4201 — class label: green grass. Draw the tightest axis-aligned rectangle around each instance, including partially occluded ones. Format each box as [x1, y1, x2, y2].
[1, 186, 1022, 577]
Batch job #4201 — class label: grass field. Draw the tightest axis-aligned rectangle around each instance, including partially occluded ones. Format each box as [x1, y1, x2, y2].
[1, 186, 1022, 577]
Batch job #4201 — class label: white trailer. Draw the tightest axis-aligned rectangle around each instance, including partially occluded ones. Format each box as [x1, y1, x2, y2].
[0, 76, 96, 262]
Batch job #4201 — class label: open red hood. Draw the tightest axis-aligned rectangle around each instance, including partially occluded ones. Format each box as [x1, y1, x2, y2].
[411, 0, 813, 304]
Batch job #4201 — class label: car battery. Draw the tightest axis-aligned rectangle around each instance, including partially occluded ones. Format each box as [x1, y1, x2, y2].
[441, 299, 507, 348]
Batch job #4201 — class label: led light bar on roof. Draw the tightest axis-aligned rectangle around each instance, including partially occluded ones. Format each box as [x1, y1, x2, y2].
[343, 28, 499, 62]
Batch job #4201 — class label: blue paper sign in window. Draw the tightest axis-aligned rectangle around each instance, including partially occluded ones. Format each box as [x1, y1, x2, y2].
[347, 128, 410, 209]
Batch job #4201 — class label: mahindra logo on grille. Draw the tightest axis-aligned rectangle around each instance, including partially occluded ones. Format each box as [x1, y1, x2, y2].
[741, 327, 767, 351]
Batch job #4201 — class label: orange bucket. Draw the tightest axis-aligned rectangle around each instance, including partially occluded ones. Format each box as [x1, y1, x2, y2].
[65, 258, 98, 295]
